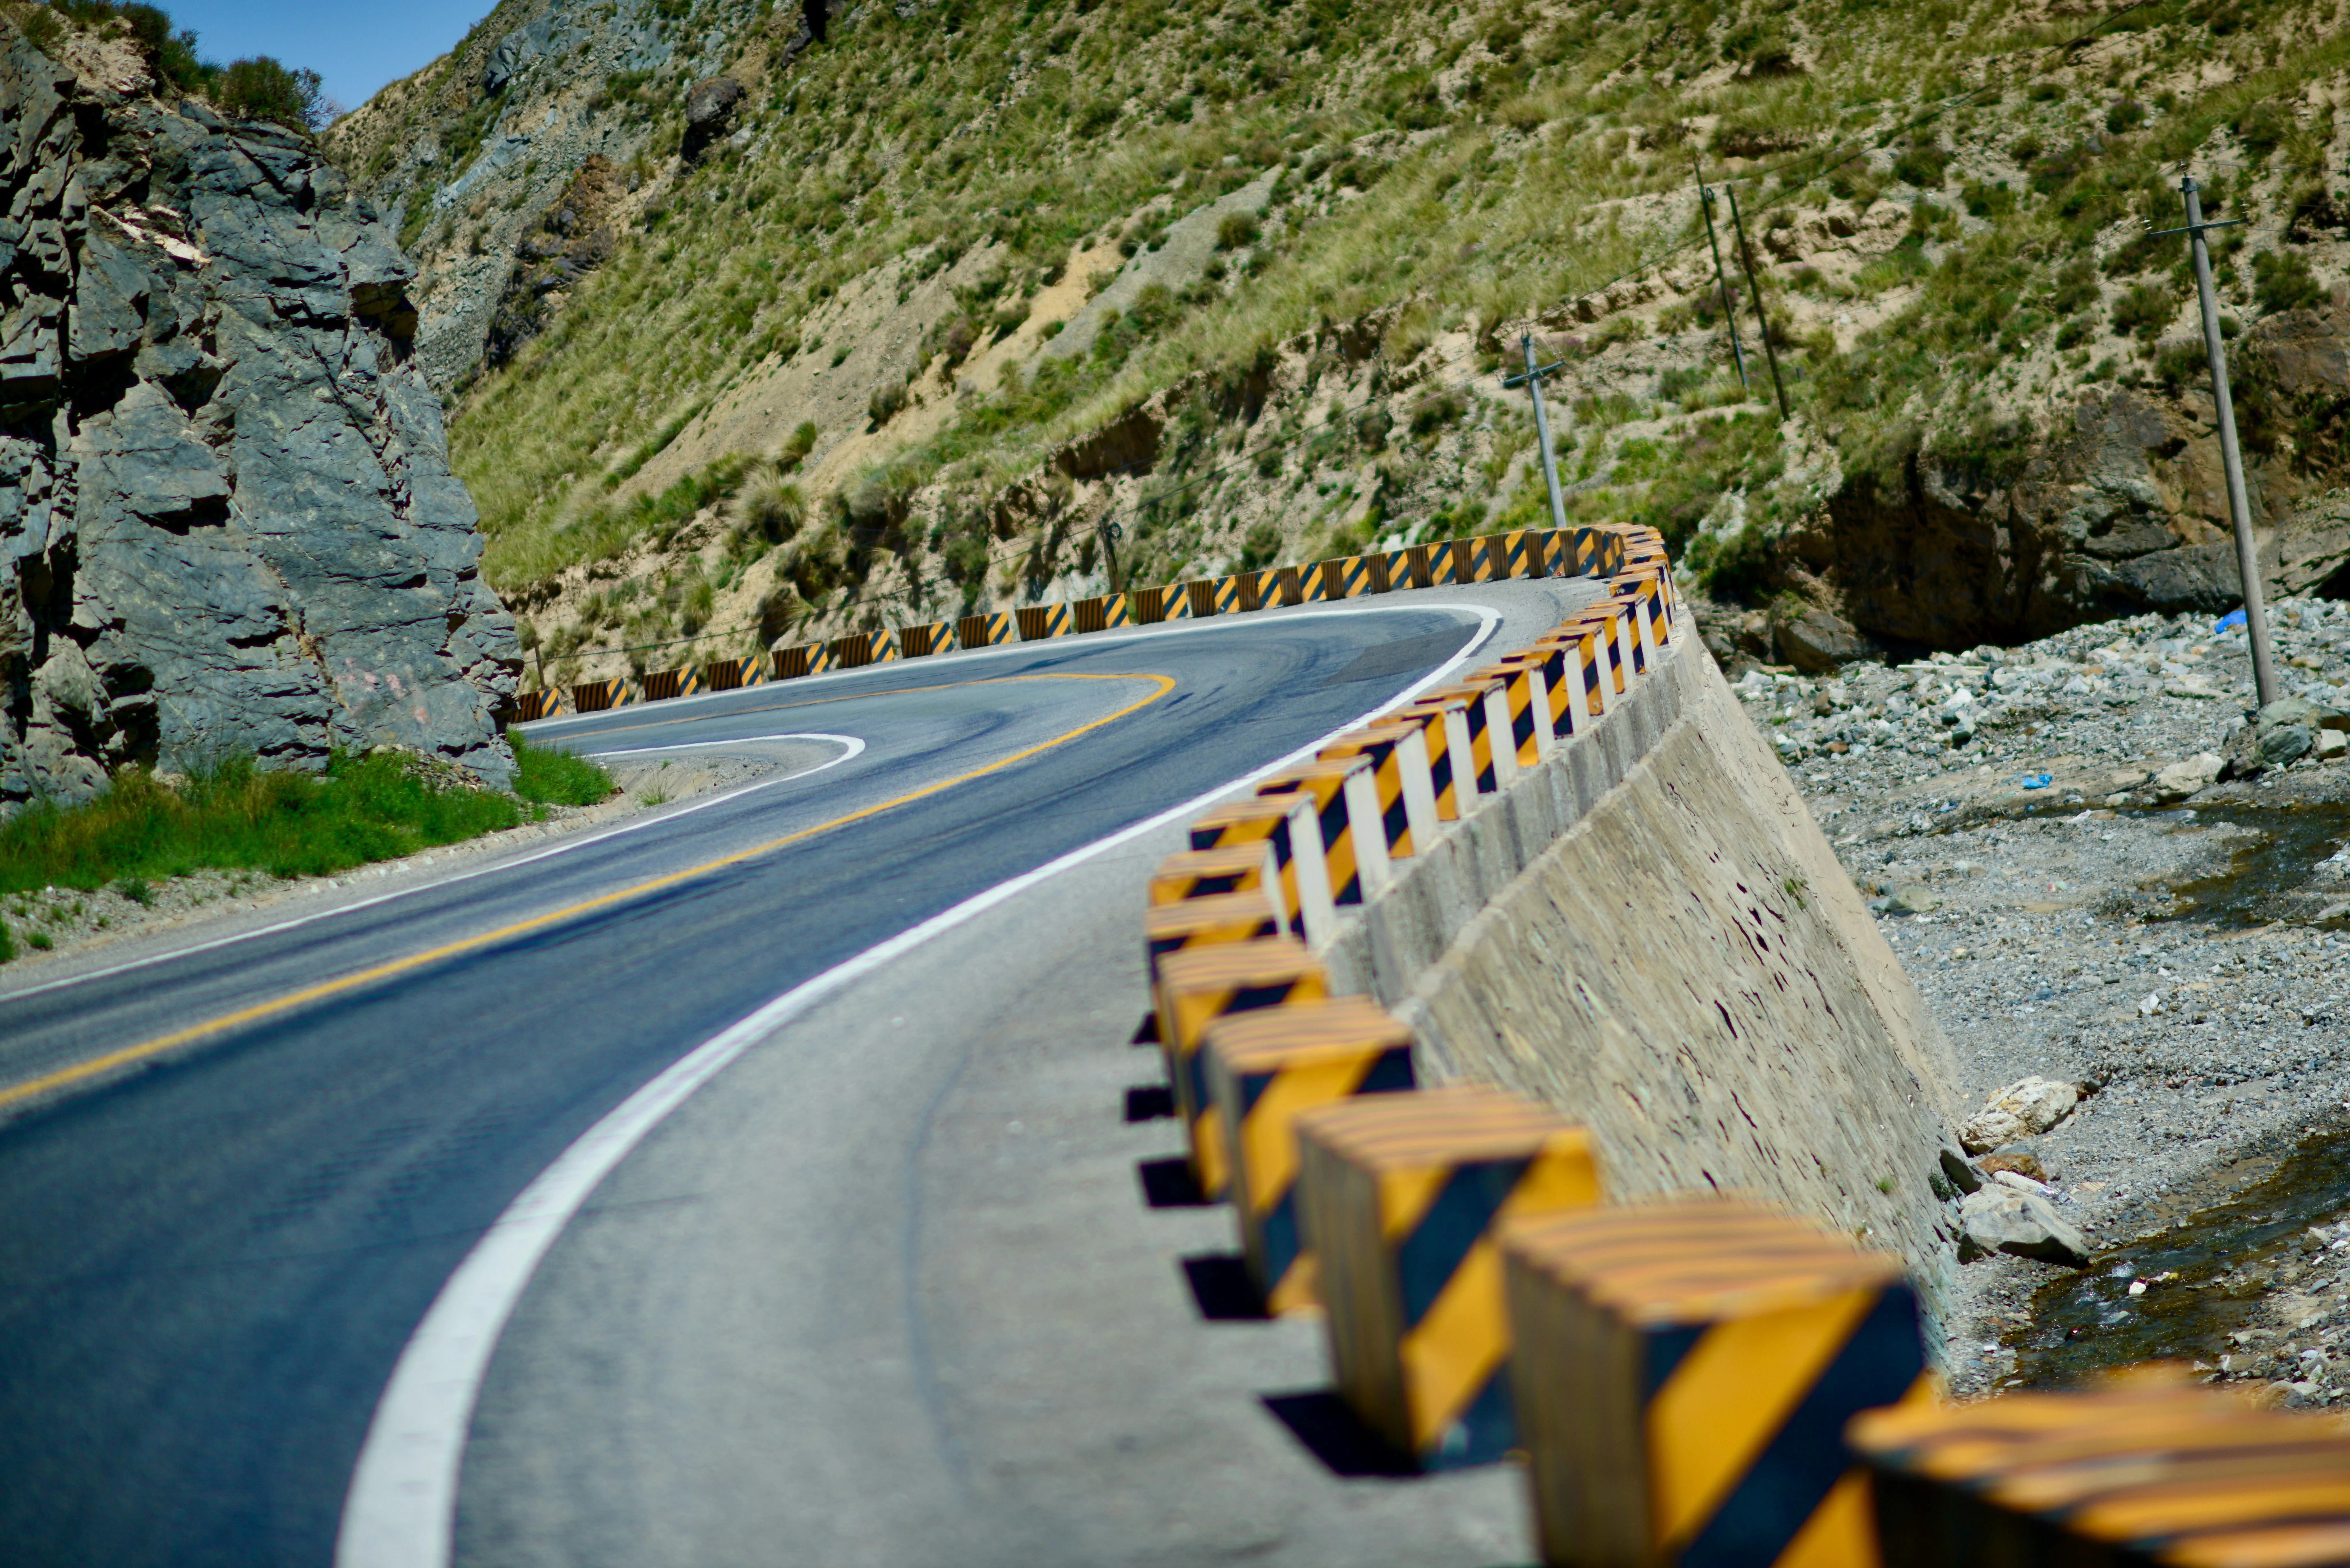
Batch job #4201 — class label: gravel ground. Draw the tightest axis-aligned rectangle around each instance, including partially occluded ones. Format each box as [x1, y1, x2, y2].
[0, 750, 770, 979]
[1730, 595, 2350, 1399]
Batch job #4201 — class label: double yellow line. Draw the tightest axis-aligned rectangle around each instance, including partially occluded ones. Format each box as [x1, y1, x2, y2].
[0, 672, 1174, 1115]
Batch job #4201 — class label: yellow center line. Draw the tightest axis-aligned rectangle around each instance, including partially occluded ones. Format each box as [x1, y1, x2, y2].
[538, 671, 1088, 741]
[0, 672, 1175, 1114]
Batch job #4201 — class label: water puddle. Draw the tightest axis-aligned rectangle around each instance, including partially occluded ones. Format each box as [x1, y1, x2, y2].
[2151, 802, 2350, 929]
[2006, 1124, 2350, 1388]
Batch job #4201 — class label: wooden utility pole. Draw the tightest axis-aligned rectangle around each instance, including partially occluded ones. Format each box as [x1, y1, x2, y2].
[1504, 333, 1573, 538]
[1724, 184, 1790, 420]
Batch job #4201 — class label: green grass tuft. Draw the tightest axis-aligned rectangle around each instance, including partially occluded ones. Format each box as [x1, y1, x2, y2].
[511, 732, 618, 807]
[0, 743, 602, 914]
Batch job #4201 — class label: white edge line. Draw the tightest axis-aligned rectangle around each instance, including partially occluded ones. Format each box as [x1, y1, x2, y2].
[0, 738, 868, 1008]
[583, 733, 860, 759]
[332, 603, 1504, 1568]
[6, 600, 1513, 1007]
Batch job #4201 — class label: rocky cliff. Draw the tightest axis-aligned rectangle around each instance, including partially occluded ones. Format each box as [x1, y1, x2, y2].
[0, 17, 519, 812]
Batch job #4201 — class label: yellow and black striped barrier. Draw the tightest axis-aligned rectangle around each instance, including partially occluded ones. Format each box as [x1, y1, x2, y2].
[1463, 534, 1504, 583]
[1500, 1198, 1929, 1568]
[641, 665, 705, 702]
[772, 644, 815, 680]
[1330, 554, 1382, 599]
[702, 654, 766, 690]
[1430, 673, 1515, 797]
[1423, 539, 1465, 586]
[1318, 720, 1437, 860]
[1296, 559, 1335, 602]
[1294, 1085, 1603, 1470]
[512, 688, 566, 722]
[1148, 842, 1280, 908]
[1073, 593, 1131, 633]
[1535, 624, 1611, 727]
[570, 676, 637, 712]
[1560, 602, 1631, 698]
[1152, 936, 1329, 1198]
[1381, 693, 1475, 822]
[1386, 546, 1423, 591]
[1133, 585, 1191, 623]
[957, 611, 1016, 650]
[1015, 603, 1073, 641]
[824, 629, 900, 668]
[1850, 1371, 2350, 1568]
[897, 620, 953, 657]
[1202, 996, 1416, 1315]
[1492, 641, 1578, 743]
[1257, 753, 1386, 907]
[1142, 887, 1285, 983]
[1476, 658, 1554, 769]
[1187, 792, 1334, 944]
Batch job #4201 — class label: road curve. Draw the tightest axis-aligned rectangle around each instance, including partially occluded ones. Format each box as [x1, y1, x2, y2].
[0, 583, 1596, 1568]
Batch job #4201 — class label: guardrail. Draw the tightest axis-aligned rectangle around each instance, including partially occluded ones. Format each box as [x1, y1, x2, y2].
[1124, 525, 2282, 1564]
[510, 523, 1640, 721]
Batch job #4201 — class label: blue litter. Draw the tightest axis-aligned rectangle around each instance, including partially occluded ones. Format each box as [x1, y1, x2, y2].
[2215, 608, 2247, 632]
[2020, 773, 2054, 789]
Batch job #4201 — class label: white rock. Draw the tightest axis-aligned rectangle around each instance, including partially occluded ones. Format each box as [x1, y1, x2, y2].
[1958, 1184, 2091, 1266]
[1959, 1076, 2082, 1154]
[2149, 752, 2225, 803]
[2140, 990, 2166, 1017]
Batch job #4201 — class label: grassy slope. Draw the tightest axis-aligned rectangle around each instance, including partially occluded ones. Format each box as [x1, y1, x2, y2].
[428, 0, 2350, 673]
[0, 740, 612, 957]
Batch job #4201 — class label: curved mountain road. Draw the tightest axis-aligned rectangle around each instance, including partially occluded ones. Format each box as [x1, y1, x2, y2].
[0, 582, 1599, 1568]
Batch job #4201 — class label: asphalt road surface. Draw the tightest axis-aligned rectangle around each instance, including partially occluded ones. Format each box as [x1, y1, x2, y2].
[0, 581, 1598, 1568]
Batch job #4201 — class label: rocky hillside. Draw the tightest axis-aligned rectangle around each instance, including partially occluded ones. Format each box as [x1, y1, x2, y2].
[331, 0, 2350, 692]
[0, 12, 520, 812]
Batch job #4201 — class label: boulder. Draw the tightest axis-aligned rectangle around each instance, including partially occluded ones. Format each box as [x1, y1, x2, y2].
[681, 75, 745, 162]
[0, 20, 520, 812]
[1958, 1180, 2091, 1266]
[1773, 603, 1880, 674]
[1959, 1076, 2081, 1153]
[2149, 751, 2224, 803]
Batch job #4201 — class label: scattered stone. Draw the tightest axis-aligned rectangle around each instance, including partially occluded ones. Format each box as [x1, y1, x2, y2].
[681, 75, 746, 162]
[1960, 1076, 2082, 1154]
[1958, 1182, 2092, 1266]
[1774, 605, 1880, 674]
[1978, 1151, 2050, 1183]
[1938, 1146, 1986, 1195]
[2150, 752, 2225, 803]
[1884, 885, 1940, 915]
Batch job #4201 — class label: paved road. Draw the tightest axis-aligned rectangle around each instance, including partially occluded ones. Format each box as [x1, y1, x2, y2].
[0, 583, 1596, 1568]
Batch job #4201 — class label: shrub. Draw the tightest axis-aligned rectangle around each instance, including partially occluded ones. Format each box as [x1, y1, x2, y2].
[215, 56, 326, 132]
[2104, 100, 2147, 135]
[510, 733, 616, 807]
[868, 379, 908, 428]
[1215, 212, 1261, 251]
[2253, 250, 2326, 315]
[1237, 521, 1282, 571]
[1891, 140, 1953, 188]
[2110, 283, 2173, 339]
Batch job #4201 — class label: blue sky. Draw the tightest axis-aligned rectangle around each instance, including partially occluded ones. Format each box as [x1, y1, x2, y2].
[163, 1, 497, 116]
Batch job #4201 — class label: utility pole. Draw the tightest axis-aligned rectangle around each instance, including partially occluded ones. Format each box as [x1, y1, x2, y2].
[1097, 517, 1125, 593]
[1723, 184, 1791, 420]
[2153, 174, 2279, 707]
[1693, 161, 1749, 391]
[1503, 333, 1573, 541]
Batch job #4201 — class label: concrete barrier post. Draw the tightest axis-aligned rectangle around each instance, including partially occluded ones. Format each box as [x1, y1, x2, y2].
[1258, 755, 1389, 907]
[955, 612, 1017, 650]
[1187, 792, 1336, 944]
[1499, 1200, 1927, 1568]
[1143, 887, 1285, 985]
[1147, 841, 1282, 909]
[1479, 658, 1555, 766]
[1533, 626, 1609, 725]
[1381, 694, 1475, 822]
[1016, 603, 1073, 641]
[1293, 1085, 1604, 1470]
[1321, 721, 1438, 858]
[1202, 998, 1417, 1315]
[1152, 937, 1330, 1198]
[1431, 675, 1517, 797]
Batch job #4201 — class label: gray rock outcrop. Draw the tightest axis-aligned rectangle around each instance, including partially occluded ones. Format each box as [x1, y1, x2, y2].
[0, 20, 519, 813]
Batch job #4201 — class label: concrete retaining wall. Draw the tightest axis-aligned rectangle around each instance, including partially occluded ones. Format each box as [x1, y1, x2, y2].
[1325, 628, 1963, 1318]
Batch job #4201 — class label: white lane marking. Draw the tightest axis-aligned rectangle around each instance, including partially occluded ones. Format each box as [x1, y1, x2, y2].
[0, 738, 863, 1008]
[333, 605, 1503, 1568]
[584, 733, 866, 759]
